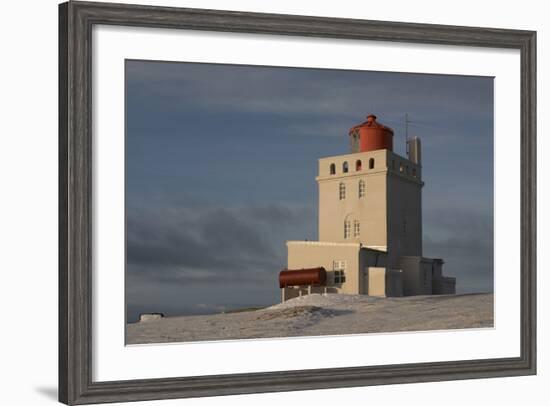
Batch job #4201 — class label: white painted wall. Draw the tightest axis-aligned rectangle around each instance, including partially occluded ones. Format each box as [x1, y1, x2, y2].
[0, 0, 547, 405]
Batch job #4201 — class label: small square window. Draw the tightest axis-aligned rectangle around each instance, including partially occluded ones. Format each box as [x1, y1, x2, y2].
[333, 260, 347, 270]
[334, 270, 346, 284]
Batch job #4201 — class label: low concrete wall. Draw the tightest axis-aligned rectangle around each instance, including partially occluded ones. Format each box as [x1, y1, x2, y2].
[432, 276, 456, 294]
[398, 256, 452, 296]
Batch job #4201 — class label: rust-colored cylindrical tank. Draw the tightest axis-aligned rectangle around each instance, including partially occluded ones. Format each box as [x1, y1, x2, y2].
[279, 267, 327, 288]
[349, 114, 394, 153]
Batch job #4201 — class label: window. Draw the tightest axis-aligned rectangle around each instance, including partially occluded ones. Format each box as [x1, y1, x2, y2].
[412, 168, 417, 177]
[399, 162, 404, 173]
[353, 220, 360, 237]
[359, 180, 366, 198]
[339, 182, 346, 200]
[344, 220, 351, 238]
[369, 158, 375, 169]
[333, 260, 347, 284]
[343, 161, 349, 173]
[392, 159, 395, 170]
[333, 260, 347, 270]
[330, 163, 336, 175]
[355, 159, 362, 171]
[334, 270, 346, 284]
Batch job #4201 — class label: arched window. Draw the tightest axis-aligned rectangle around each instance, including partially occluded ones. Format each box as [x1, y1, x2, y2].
[329, 163, 336, 175]
[343, 161, 349, 173]
[353, 220, 360, 237]
[344, 220, 351, 238]
[355, 160, 362, 171]
[369, 158, 375, 169]
[359, 180, 366, 198]
[339, 182, 346, 200]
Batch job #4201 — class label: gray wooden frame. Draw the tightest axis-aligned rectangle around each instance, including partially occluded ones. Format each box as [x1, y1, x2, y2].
[59, 1, 536, 404]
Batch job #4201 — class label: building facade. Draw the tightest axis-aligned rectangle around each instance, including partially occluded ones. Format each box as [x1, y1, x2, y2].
[280, 114, 456, 301]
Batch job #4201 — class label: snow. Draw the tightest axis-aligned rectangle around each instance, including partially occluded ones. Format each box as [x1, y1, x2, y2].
[127, 293, 494, 345]
[268, 293, 383, 310]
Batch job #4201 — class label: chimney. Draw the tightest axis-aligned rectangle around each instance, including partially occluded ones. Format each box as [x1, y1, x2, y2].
[407, 136, 421, 164]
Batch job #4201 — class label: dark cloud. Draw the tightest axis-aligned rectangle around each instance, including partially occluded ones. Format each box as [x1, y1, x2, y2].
[424, 209, 493, 293]
[125, 204, 315, 320]
[128, 208, 271, 271]
[127, 205, 313, 272]
[126, 61, 492, 124]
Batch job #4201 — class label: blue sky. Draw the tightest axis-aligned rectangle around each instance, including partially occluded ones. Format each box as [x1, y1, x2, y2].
[125, 60, 494, 322]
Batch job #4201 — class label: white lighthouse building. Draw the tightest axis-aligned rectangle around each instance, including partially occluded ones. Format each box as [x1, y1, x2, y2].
[279, 114, 456, 301]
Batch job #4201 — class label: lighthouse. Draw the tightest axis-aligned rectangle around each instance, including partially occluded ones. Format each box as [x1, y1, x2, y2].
[279, 114, 456, 301]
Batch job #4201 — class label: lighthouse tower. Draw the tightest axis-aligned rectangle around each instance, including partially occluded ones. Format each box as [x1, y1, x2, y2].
[279, 114, 455, 301]
[317, 114, 423, 269]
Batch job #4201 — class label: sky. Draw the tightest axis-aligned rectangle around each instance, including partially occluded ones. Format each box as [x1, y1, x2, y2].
[125, 60, 494, 323]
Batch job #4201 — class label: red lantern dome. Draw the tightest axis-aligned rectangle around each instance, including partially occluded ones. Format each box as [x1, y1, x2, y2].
[349, 114, 394, 153]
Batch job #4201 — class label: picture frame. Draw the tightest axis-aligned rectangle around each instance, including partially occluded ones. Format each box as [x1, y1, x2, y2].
[58, 1, 536, 404]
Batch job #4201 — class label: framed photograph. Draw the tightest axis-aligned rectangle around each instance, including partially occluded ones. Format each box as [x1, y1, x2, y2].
[59, 1, 536, 404]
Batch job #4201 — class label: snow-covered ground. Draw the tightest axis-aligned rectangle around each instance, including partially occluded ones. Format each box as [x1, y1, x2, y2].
[126, 293, 494, 344]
